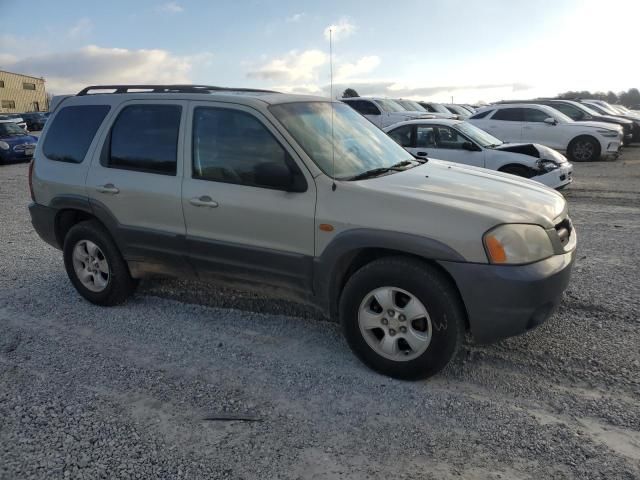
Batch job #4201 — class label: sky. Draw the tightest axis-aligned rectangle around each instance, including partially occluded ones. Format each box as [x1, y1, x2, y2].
[1, 0, 638, 104]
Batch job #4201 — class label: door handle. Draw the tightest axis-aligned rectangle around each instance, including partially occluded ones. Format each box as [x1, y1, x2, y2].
[190, 195, 219, 208]
[96, 183, 119, 194]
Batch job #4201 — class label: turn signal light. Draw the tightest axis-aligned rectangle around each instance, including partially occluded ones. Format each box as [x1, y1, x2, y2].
[485, 235, 507, 263]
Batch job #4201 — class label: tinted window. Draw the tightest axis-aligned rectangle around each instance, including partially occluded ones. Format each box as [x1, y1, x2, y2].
[420, 103, 436, 112]
[388, 125, 414, 147]
[43, 105, 110, 163]
[346, 100, 380, 115]
[416, 126, 437, 148]
[492, 108, 525, 121]
[549, 103, 584, 120]
[192, 107, 300, 189]
[106, 105, 181, 175]
[470, 109, 493, 119]
[523, 108, 551, 122]
[435, 126, 467, 149]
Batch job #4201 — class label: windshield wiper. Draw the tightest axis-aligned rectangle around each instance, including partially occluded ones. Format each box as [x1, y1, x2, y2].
[347, 160, 417, 181]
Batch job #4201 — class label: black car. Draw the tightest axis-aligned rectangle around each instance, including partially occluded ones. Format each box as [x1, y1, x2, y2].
[497, 99, 634, 145]
[19, 112, 48, 131]
[577, 101, 640, 143]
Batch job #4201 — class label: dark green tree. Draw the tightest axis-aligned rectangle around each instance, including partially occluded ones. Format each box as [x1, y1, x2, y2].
[342, 88, 359, 98]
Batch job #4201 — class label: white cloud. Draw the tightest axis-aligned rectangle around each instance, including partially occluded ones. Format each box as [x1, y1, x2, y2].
[2, 45, 211, 93]
[286, 13, 305, 23]
[67, 18, 93, 38]
[335, 56, 380, 82]
[324, 18, 356, 42]
[157, 2, 183, 13]
[246, 49, 327, 83]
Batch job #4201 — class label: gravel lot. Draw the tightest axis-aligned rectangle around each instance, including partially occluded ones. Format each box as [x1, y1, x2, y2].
[1, 149, 639, 479]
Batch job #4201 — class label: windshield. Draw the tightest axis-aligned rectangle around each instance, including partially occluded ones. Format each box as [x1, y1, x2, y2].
[429, 103, 451, 114]
[456, 122, 503, 147]
[397, 100, 426, 112]
[0, 122, 26, 136]
[270, 102, 413, 180]
[375, 99, 406, 113]
[576, 103, 599, 116]
[590, 102, 617, 115]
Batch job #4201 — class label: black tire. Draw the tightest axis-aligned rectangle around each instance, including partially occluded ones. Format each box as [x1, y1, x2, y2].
[63, 220, 137, 306]
[499, 164, 535, 178]
[567, 136, 601, 162]
[339, 256, 465, 380]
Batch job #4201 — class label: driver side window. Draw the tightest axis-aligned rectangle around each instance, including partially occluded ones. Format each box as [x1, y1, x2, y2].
[192, 107, 295, 189]
[434, 126, 466, 149]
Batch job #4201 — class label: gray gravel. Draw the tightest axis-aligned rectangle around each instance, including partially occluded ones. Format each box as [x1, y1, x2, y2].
[1, 150, 639, 479]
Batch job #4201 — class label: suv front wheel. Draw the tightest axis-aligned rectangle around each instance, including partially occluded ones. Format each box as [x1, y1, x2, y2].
[339, 257, 464, 380]
[63, 220, 137, 306]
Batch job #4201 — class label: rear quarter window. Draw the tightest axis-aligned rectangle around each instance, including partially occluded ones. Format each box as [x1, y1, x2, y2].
[43, 105, 110, 163]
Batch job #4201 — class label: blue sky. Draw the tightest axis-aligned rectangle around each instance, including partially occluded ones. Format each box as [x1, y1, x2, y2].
[1, 0, 638, 103]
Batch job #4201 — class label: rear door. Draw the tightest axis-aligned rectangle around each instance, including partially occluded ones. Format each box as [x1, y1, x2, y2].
[86, 100, 189, 272]
[484, 108, 524, 142]
[181, 101, 317, 292]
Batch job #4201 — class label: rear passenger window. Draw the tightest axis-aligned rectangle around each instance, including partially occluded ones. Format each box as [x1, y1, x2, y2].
[192, 107, 297, 189]
[105, 105, 181, 175]
[492, 108, 525, 121]
[43, 105, 110, 163]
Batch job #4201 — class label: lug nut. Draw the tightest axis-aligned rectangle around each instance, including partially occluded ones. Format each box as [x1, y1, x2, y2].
[381, 318, 388, 325]
[398, 314, 406, 322]
[388, 310, 395, 317]
[399, 326, 407, 333]
[388, 329, 396, 336]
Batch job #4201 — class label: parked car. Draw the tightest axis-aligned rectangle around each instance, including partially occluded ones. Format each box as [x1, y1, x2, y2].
[460, 104, 476, 113]
[579, 100, 640, 142]
[469, 104, 623, 162]
[0, 119, 38, 164]
[19, 112, 48, 131]
[0, 114, 28, 131]
[342, 96, 433, 128]
[443, 104, 472, 119]
[497, 99, 634, 145]
[418, 102, 457, 119]
[29, 84, 576, 380]
[384, 119, 572, 189]
[395, 99, 452, 120]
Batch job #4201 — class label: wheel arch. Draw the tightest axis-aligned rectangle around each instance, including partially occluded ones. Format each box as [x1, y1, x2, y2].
[314, 229, 469, 329]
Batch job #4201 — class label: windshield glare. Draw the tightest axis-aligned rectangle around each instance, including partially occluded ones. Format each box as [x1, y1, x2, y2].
[0, 123, 26, 136]
[398, 100, 426, 112]
[430, 103, 450, 114]
[270, 102, 413, 180]
[456, 122, 503, 147]
[375, 99, 406, 113]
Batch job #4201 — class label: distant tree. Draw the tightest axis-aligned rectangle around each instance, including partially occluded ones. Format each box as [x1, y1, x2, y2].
[342, 88, 359, 98]
[606, 91, 618, 104]
[619, 88, 640, 107]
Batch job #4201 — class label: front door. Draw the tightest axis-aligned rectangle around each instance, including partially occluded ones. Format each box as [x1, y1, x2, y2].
[181, 101, 317, 292]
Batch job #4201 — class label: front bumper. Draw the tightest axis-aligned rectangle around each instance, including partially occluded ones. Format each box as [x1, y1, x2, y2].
[438, 248, 576, 343]
[534, 163, 573, 190]
[603, 140, 622, 160]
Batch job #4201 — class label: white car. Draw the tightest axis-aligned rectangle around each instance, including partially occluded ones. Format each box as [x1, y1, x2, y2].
[469, 104, 623, 162]
[418, 102, 458, 119]
[444, 104, 472, 119]
[341, 97, 433, 128]
[395, 99, 454, 120]
[384, 119, 573, 189]
[0, 115, 28, 132]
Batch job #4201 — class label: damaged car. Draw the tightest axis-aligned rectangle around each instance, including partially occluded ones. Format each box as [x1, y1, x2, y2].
[384, 119, 573, 189]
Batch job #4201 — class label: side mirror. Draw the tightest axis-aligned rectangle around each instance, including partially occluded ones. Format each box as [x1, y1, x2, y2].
[544, 117, 557, 125]
[462, 141, 480, 151]
[254, 162, 306, 192]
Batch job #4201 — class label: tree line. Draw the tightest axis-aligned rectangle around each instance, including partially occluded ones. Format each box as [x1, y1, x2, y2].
[556, 88, 639, 107]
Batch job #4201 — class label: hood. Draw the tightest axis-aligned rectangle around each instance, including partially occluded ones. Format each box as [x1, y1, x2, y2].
[567, 120, 622, 131]
[360, 159, 566, 228]
[494, 142, 567, 163]
[0, 134, 38, 146]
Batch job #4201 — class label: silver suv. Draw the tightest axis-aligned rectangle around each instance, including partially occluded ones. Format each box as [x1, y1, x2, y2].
[29, 84, 577, 379]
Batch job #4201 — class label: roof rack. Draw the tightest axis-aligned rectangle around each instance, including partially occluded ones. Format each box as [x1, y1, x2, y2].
[76, 84, 279, 96]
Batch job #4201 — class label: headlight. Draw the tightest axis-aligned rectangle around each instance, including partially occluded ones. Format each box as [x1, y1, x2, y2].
[0, 141, 9, 151]
[597, 129, 619, 138]
[536, 159, 559, 172]
[483, 224, 554, 264]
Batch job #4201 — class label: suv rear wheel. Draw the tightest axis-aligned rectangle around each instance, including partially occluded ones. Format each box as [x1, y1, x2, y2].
[339, 257, 464, 380]
[63, 220, 137, 306]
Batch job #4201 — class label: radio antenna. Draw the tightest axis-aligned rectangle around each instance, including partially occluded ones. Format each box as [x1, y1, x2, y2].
[329, 27, 336, 191]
